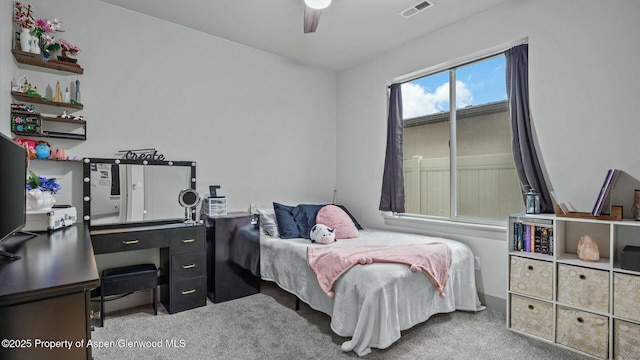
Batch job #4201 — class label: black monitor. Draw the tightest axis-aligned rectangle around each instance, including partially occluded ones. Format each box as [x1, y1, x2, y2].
[0, 132, 30, 260]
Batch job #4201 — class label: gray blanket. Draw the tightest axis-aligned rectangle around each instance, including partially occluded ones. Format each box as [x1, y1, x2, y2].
[260, 229, 484, 356]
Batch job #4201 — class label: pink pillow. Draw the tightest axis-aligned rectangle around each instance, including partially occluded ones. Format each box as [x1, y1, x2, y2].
[316, 205, 359, 239]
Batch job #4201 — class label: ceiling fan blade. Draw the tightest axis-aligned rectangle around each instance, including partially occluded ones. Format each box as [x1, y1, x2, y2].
[304, 6, 321, 33]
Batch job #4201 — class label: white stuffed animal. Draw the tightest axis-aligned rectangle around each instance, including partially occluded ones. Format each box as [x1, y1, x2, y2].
[310, 224, 336, 244]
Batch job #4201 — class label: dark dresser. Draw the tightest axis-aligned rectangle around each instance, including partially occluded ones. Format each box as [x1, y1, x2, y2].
[0, 225, 99, 360]
[90, 223, 206, 314]
[203, 212, 260, 303]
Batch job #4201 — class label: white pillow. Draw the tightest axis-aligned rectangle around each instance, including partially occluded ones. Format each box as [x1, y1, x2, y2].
[250, 204, 280, 237]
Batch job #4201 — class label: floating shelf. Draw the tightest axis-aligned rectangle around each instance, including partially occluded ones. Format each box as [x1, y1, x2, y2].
[41, 116, 86, 125]
[11, 91, 83, 110]
[12, 131, 86, 140]
[11, 110, 86, 124]
[11, 111, 87, 141]
[31, 157, 82, 163]
[12, 49, 84, 74]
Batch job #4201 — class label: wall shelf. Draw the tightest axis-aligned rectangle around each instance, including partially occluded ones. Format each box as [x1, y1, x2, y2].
[11, 110, 86, 141]
[11, 91, 83, 110]
[12, 49, 84, 74]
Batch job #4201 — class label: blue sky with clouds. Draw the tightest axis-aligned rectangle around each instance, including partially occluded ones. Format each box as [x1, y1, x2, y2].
[401, 55, 506, 119]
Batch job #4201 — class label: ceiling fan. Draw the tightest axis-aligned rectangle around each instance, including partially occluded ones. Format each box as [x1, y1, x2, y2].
[303, 0, 332, 33]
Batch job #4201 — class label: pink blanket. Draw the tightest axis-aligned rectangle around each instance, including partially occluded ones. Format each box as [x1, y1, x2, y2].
[307, 243, 451, 298]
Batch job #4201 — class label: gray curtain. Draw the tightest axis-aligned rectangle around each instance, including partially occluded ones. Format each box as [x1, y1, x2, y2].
[505, 44, 552, 213]
[379, 83, 405, 213]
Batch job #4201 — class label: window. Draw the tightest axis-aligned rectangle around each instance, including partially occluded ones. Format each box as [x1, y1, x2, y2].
[401, 54, 523, 222]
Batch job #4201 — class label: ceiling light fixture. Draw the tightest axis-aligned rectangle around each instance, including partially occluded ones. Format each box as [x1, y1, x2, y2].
[304, 0, 332, 10]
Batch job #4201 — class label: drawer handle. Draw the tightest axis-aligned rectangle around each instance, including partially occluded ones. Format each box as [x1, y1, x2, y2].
[182, 264, 196, 269]
[181, 289, 196, 295]
[122, 240, 139, 245]
[528, 305, 534, 310]
[579, 274, 586, 280]
[577, 317, 584, 323]
[181, 239, 196, 243]
[527, 265, 534, 271]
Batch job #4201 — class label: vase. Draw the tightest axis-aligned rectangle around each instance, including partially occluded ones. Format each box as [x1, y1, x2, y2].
[30, 35, 40, 54]
[40, 37, 50, 61]
[19, 28, 31, 52]
[27, 189, 56, 211]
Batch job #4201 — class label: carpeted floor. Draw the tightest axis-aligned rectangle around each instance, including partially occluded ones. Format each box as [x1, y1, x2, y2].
[91, 281, 589, 360]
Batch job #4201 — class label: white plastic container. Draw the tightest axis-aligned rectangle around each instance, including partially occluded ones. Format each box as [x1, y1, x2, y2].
[204, 197, 227, 217]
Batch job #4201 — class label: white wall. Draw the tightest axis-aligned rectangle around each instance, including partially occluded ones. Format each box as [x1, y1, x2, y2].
[1, 0, 337, 213]
[336, 0, 640, 305]
[1, 0, 337, 312]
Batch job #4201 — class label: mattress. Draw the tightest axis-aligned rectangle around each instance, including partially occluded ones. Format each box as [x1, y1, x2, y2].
[260, 228, 484, 356]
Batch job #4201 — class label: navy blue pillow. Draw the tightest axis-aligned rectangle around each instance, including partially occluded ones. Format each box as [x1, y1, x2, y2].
[292, 204, 326, 239]
[273, 202, 300, 239]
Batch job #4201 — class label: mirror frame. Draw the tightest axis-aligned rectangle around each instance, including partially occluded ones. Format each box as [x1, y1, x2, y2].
[82, 157, 197, 230]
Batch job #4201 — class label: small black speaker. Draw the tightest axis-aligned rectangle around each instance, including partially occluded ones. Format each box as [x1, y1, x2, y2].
[621, 245, 640, 272]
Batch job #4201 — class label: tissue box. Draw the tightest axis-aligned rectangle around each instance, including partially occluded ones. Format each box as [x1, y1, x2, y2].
[621, 245, 640, 272]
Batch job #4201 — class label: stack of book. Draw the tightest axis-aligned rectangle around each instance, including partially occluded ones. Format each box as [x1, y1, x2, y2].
[591, 169, 621, 216]
[512, 218, 554, 255]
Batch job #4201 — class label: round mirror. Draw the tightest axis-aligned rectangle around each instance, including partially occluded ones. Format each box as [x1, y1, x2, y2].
[178, 189, 200, 208]
[178, 189, 200, 224]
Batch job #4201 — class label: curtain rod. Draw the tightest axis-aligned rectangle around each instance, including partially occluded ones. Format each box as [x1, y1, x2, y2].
[389, 38, 528, 87]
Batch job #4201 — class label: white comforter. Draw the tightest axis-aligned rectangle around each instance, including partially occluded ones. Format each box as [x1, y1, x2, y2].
[260, 229, 484, 356]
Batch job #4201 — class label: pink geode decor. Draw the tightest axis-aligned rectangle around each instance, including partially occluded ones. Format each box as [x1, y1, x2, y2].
[577, 234, 600, 262]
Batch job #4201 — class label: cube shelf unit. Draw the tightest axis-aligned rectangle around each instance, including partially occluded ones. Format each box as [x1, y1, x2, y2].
[507, 213, 640, 359]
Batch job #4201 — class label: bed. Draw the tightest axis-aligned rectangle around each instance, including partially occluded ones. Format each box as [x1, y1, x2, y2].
[260, 227, 485, 356]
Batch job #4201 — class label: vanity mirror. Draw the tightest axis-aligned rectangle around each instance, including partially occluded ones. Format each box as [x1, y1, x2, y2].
[82, 158, 197, 229]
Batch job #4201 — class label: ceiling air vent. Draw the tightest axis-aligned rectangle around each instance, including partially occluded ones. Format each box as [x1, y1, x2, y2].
[400, 1, 434, 19]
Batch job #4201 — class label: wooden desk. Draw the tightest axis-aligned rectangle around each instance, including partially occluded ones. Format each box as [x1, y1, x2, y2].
[90, 223, 206, 314]
[0, 224, 99, 360]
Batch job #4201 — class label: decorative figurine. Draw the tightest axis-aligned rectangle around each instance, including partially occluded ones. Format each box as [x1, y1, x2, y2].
[64, 87, 70, 103]
[577, 234, 600, 262]
[52, 148, 67, 160]
[54, 81, 63, 102]
[75, 79, 81, 102]
[35, 142, 51, 159]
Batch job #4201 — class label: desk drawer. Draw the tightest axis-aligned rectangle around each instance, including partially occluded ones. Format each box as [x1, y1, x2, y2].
[91, 230, 169, 254]
[170, 227, 205, 255]
[169, 276, 206, 313]
[171, 252, 206, 281]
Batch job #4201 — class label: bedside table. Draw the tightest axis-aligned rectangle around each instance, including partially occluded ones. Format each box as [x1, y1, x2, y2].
[202, 212, 260, 303]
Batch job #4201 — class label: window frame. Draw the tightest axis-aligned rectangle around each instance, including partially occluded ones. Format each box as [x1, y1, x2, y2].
[391, 40, 526, 227]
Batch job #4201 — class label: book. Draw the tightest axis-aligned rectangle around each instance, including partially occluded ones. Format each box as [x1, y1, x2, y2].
[548, 229, 554, 256]
[592, 169, 621, 216]
[597, 169, 621, 215]
[591, 169, 613, 216]
[539, 227, 549, 254]
[534, 226, 542, 253]
[517, 223, 524, 251]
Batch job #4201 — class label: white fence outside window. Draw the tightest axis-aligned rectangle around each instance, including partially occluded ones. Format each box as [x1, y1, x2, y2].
[403, 153, 523, 220]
